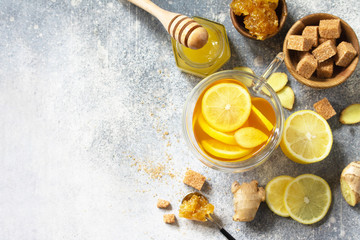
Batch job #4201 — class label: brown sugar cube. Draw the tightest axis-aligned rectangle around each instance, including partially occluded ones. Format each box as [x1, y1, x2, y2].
[183, 169, 206, 190]
[312, 40, 337, 62]
[296, 51, 308, 62]
[319, 37, 336, 45]
[317, 59, 334, 78]
[335, 41, 358, 67]
[296, 53, 318, 79]
[313, 98, 336, 120]
[302, 26, 319, 47]
[163, 214, 176, 224]
[319, 19, 341, 38]
[157, 199, 170, 209]
[287, 35, 313, 51]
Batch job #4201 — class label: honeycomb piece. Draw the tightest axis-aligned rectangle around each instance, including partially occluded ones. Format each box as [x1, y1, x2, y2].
[231, 0, 279, 40]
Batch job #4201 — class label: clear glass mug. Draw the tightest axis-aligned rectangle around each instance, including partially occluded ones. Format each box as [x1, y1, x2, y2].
[182, 53, 285, 172]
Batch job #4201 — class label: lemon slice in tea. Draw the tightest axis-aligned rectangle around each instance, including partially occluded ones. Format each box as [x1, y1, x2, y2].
[202, 83, 251, 132]
[201, 138, 252, 160]
[251, 105, 274, 131]
[198, 114, 237, 145]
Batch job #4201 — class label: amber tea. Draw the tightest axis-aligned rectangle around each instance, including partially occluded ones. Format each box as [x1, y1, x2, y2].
[192, 78, 276, 162]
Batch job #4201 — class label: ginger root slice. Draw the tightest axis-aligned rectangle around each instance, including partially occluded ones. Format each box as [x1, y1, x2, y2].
[231, 180, 265, 222]
[233, 66, 255, 75]
[262, 72, 289, 96]
[277, 86, 295, 110]
[340, 104, 360, 124]
[341, 161, 360, 206]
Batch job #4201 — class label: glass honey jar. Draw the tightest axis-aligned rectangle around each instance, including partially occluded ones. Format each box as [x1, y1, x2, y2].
[171, 17, 231, 77]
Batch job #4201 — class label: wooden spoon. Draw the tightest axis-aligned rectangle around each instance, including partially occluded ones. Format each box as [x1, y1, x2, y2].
[127, 0, 208, 49]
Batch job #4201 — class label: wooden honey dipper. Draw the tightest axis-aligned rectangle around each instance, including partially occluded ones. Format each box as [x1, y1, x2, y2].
[127, 0, 208, 49]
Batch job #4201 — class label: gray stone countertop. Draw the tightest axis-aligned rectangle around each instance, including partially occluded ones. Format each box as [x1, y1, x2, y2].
[0, 0, 359, 239]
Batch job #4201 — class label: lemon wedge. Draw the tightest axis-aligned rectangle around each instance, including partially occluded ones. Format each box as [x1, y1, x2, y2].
[280, 110, 333, 164]
[201, 139, 252, 160]
[202, 83, 251, 132]
[284, 174, 331, 224]
[265, 175, 294, 217]
[198, 114, 237, 145]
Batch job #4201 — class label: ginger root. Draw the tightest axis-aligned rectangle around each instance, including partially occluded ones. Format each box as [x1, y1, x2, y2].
[231, 180, 265, 222]
[340, 104, 360, 124]
[341, 161, 360, 206]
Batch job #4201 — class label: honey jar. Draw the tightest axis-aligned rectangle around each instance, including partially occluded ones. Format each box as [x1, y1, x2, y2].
[171, 17, 231, 77]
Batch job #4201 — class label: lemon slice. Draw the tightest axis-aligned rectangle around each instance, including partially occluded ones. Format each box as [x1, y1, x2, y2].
[234, 127, 268, 148]
[202, 83, 251, 132]
[265, 175, 294, 217]
[251, 105, 274, 131]
[252, 97, 276, 123]
[284, 174, 331, 224]
[198, 114, 237, 145]
[193, 110, 200, 129]
[280, 110, 333, 164]
[201, 139, 252, 159]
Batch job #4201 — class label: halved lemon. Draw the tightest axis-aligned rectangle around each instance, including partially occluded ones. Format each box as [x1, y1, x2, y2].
[198, 114, 237, 145]
[201, 138, 252, 160]
[284, 174, 331, 224]
[265, 175, 294, 217]
[202, 83, 251, 132]
[280, 110, 333, 164]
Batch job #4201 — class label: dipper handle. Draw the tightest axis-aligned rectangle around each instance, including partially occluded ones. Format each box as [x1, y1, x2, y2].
[127, 0, 208, 49]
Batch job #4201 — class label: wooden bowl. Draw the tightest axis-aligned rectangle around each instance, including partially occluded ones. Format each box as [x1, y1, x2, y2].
[283, 13, 359, 89]
[230, 0, 288, 40]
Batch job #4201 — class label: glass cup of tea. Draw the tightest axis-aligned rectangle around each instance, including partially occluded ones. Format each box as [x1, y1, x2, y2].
[182, 53, 285, 172]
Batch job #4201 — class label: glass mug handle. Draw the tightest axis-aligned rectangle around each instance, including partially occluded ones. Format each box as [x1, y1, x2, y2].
[253, 52, 285, 93]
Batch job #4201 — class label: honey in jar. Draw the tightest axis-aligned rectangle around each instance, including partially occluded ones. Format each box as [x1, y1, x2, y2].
[171, 17, 231, 77]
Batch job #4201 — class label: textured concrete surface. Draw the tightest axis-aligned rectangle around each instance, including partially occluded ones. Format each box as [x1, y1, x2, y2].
[0, 0, 360, 239]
